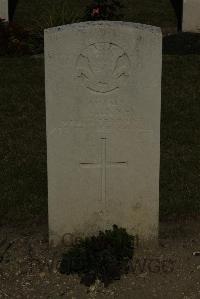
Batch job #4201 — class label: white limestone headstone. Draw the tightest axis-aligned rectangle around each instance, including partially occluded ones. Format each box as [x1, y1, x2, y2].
[0, 0, 8, 22]
[182, 0, 200, 32]
[45, 21, 162, 246]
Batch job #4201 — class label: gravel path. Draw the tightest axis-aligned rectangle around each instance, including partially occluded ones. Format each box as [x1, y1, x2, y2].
[0, 218, 200, 299]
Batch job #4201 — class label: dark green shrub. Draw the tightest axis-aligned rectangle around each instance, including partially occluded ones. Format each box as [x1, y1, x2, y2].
[33, 0, 82, 32]
[85, 0, 124, 21]
[60, 225, 134, 287]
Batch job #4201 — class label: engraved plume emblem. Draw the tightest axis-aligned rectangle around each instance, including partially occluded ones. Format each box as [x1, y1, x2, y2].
[76, 42, 130, 93]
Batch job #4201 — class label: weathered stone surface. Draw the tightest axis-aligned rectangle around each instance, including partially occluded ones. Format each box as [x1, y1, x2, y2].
[0, 0, 8, 21]
[45, 21, 162, 246]
[183, 0, 200, 32]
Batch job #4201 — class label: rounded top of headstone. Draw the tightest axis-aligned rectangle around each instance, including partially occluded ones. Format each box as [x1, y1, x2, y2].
[44, 21, 161, 35]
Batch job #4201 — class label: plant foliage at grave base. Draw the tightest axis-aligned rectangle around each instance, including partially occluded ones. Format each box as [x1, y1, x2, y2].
[0, 20, 43, 56]
[60, 225, 134, 287]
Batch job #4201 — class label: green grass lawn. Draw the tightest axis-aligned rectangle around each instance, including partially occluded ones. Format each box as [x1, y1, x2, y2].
[0, 54, 200, 224]
[14, 0, 176, 31]
[161, 55, 200, 218]
[0, 57, 47, 224]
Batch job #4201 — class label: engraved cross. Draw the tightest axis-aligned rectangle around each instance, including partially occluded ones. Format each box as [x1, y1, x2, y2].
[80, 138, 128, 204]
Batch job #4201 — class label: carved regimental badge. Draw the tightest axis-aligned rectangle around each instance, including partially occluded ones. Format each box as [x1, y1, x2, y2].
[76, 42, 130, 93]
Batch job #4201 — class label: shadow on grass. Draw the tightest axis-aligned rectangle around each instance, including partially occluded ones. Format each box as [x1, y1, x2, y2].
[163, 33, 200, 55]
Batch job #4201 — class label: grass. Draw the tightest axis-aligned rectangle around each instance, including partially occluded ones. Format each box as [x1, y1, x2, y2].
[123, 0, 176, 28]
[161, 55, 200, 218]
[14, 0, 90, 32]
[0, 57, 47, 224]
[0, 54, 200, 224]
[14, 0, 176, 31]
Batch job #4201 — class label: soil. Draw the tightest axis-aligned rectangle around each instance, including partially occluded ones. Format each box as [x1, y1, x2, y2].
[0, 218, 200, 299]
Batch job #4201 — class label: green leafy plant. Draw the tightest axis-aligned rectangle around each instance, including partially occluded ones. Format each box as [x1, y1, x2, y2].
[33, 0, 83, 33]
[60, 225, 134, 287]
[85, 0, 124, 21]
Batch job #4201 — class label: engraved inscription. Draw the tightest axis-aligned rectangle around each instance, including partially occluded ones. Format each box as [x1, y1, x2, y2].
[86, 98, 138, 122]
[76, 43, 130, 93]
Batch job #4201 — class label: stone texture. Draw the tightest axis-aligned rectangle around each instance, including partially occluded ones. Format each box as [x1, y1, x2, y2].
[0, 0, 8, 21]
[45, 21, 162, 246]
[182, 0, 200, 32]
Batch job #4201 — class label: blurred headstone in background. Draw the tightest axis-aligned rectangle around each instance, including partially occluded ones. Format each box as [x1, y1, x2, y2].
[0, 0, 9, 22]
[182, 0, 200, 33]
